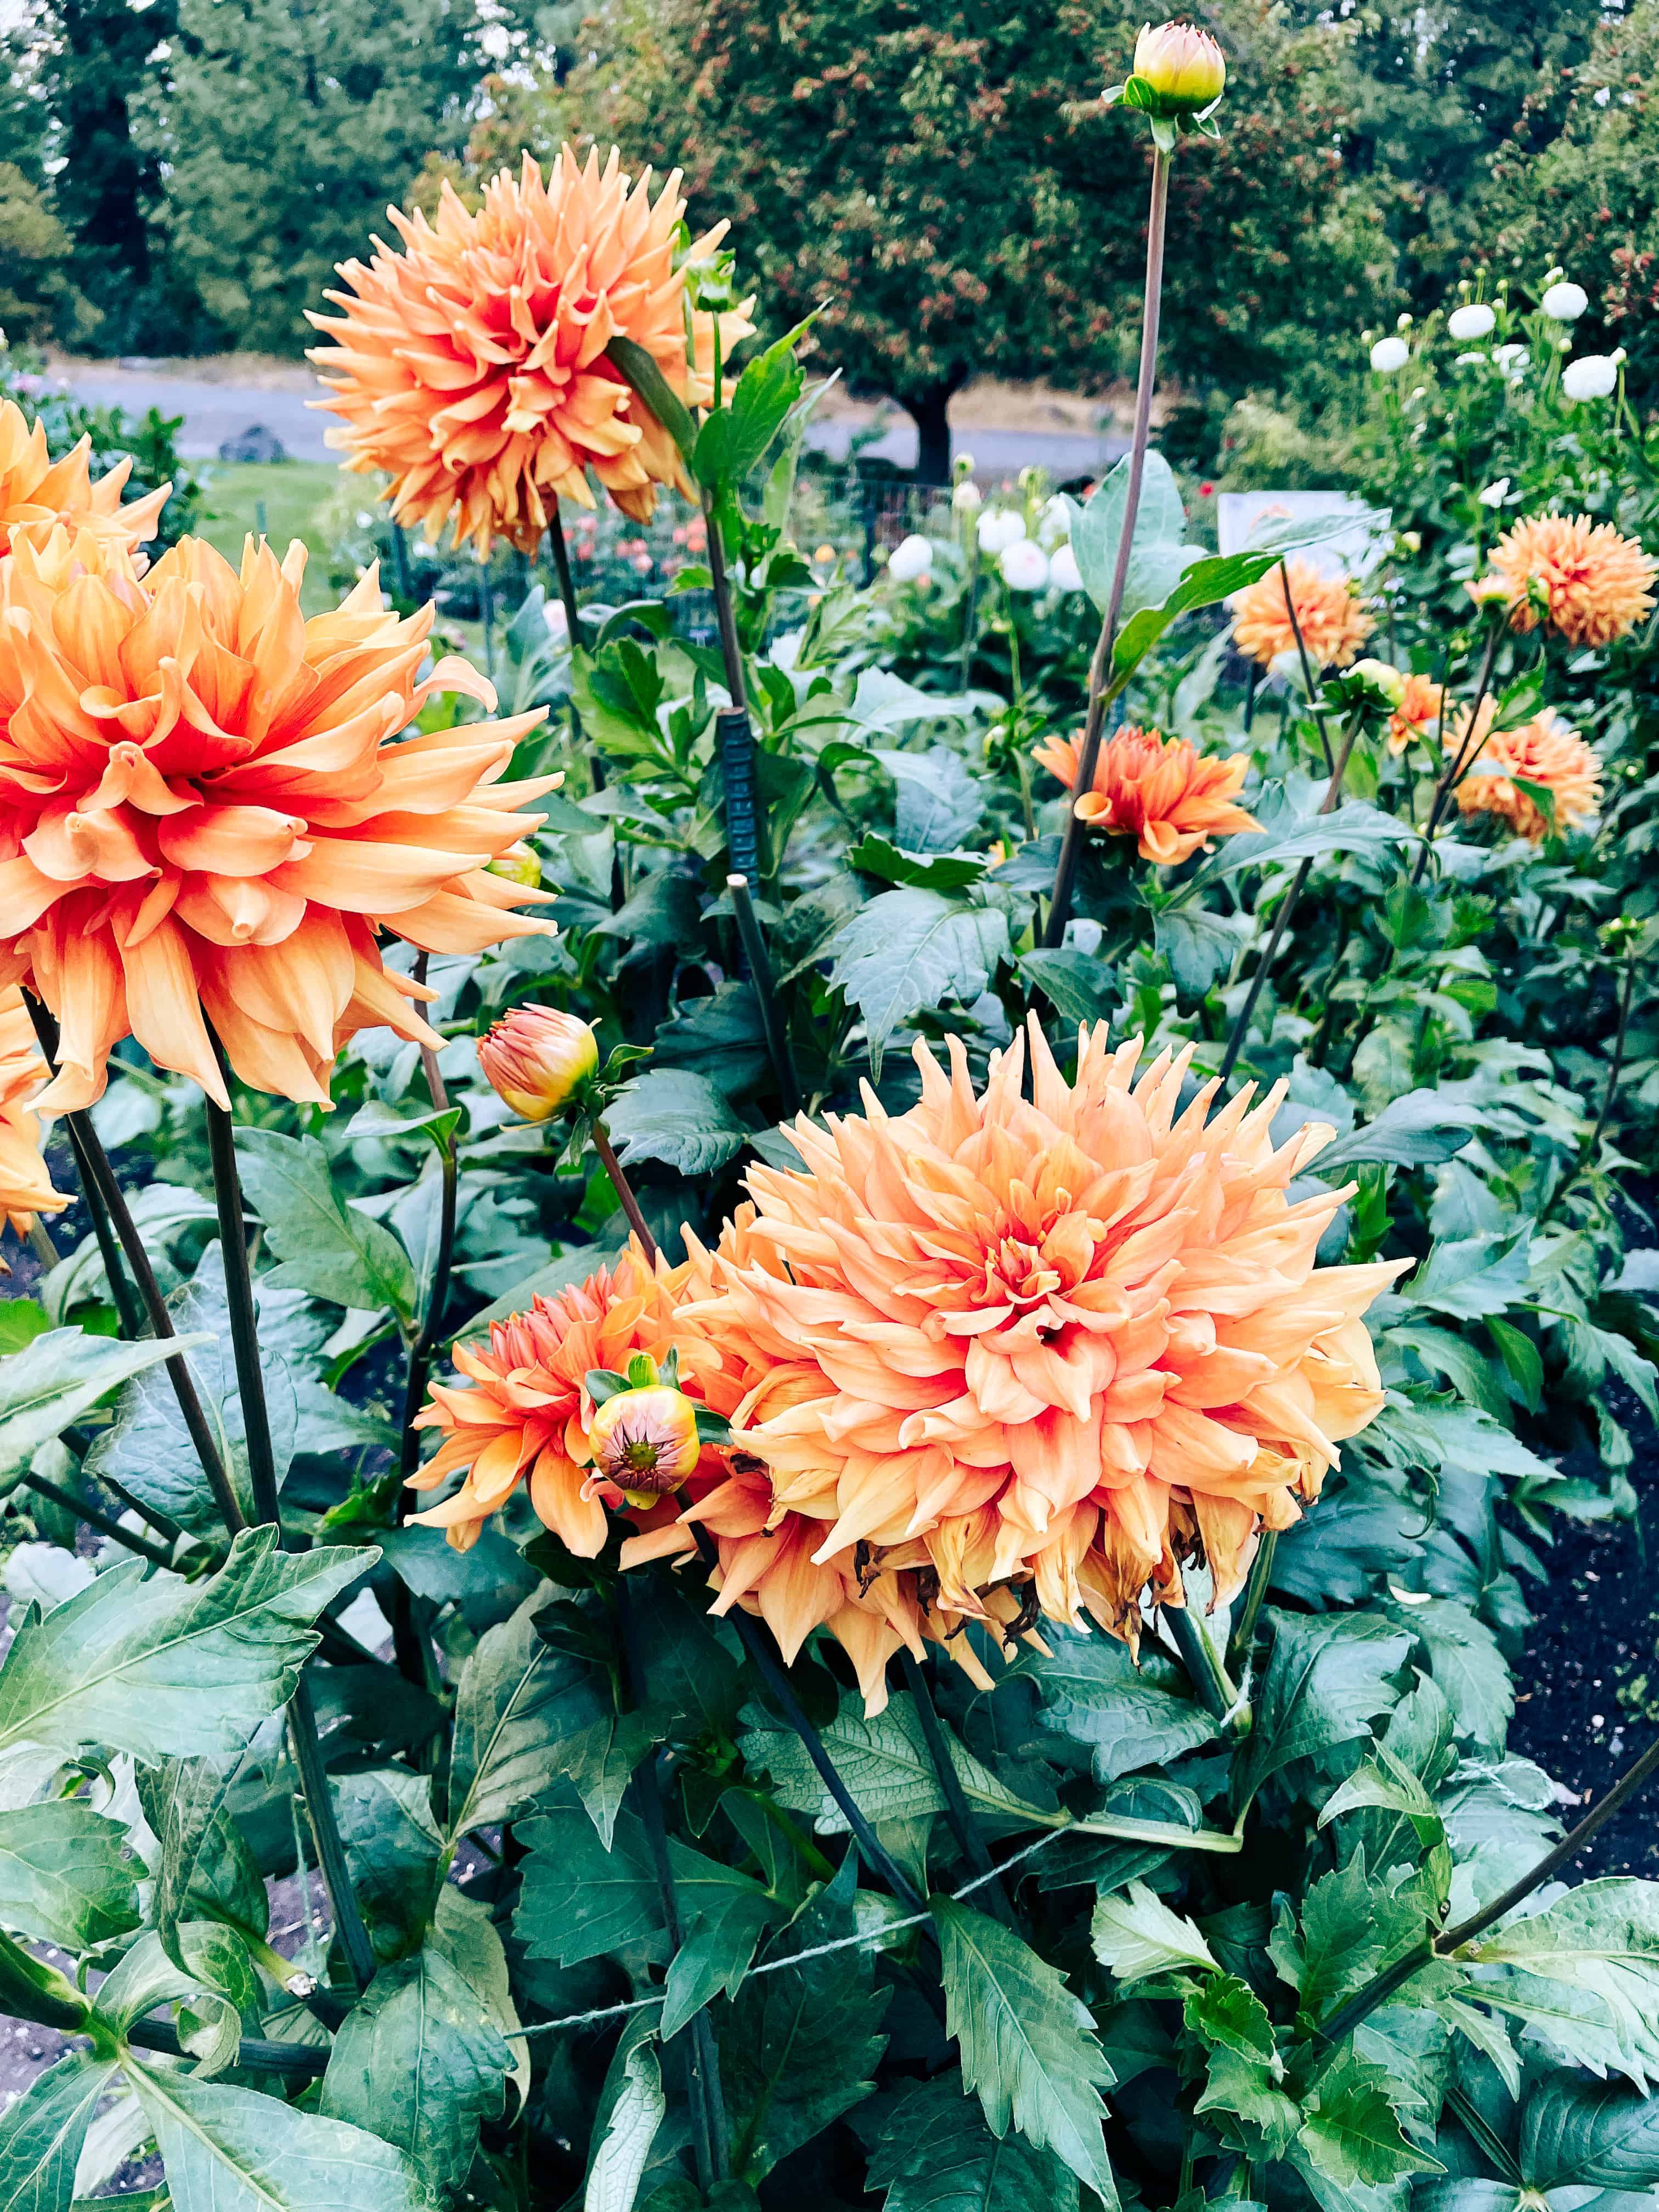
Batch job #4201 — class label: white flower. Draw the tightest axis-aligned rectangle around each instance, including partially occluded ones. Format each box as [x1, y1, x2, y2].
[952, 479, 983, 514]
[955, 451, 977, 478]
[978, 508, 1027, 554]
[1048, 542, 1084, 593]
[1000, 539, 1049, 592]
[1541, 281, 1588, 321]
[1454, 351, 1487, 367]
[1447, 303, 1497, 341]
[1370, 336, 1410, 374]
[1477, 477, 1510, 509]
[543, 598, 569, 641]
[1493, 343, 1530, 379]
[1562, 354, 1618, 402]
[887, 533, 934, 583]
[1037, 494, 1073, 546]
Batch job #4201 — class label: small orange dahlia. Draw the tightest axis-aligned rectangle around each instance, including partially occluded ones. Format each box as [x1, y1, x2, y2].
[1033, 724, 1257, 865]
[1449, 703, 1602, 842]
[1230, 558, 1372, 671]
[1482, 514, 1657, 647]
[0, 528, 552, 1112]
[1386, 671, 1442, 757]
[309, 148, 755, 552]
[0, 399, 168, 562]
[667, 1022, 1400, 1649]
[0, 984, 64, 1248]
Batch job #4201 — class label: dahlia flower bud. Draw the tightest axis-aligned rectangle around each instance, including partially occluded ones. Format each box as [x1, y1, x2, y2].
[1467, 574, 1511, 610]
[978, 509, 1026, 554]
[1344, 657, 1407, 712]
[589, 1383, 702, 1497]
[1541, 280, 1588, 322]
[1562, 355, 1618, 402]
[479, 1005, 599, 1121]
[1447, 302, 1496, 341]
[953, 480, 983, 514]
[1000, 539, 1050, 592]
[1049, 542, 1084, 592]
[1131, 20, 1226, 112]
[1369, 336, 1410, 374]
[887, 533, 934, 583]
[489, 843, 544, 890]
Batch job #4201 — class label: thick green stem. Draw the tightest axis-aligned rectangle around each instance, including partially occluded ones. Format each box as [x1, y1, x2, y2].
[592, 1121, 658, 1263]
[21, 1471, 175, 1569]
[1226, 1531, 1278, 1674]
[727, 873, 800, 1115]
[704, 503, 749, 714]
[898, 1649, 1012, 1922]
[1410, 622, 1502, 886]
[1165, 1605, 1247, 1731]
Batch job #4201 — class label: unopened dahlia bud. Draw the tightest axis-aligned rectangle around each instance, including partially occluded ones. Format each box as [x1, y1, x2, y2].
[590, 1384, 702, 1496]
[1132, 20, 1226, 111]
[953, 480, 983, 514]
[1346, 657, 1406, 710]
[489, 842, 544, 889]
[1467, 573, 1511, 610]
[479, 1005, 598, 1121]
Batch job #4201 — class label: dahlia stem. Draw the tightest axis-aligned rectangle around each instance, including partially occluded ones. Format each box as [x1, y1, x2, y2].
[898, 1649, 1012, 1922]
[25, 1217, 59, 1268]
[21, 1469, 176, 1570]
[1164, 1605, 1246, 1731]
[1585, 953, 1638, 1165]
[727, 873, 800, 1115]
[203, 1057, 377, 1994]
[592, 1121, 658, 1264]
[1410, 619, 1502, 886]
[1043, 144, 1170, 949]
[703, 502, 749, 714]
[1277, 563, 1335, 776]
[1226, 1531, 1277, 1674]
[547, 501, 584, 648]
[1217, 710, 1361, 1086]
[22, 996, 245, 1532]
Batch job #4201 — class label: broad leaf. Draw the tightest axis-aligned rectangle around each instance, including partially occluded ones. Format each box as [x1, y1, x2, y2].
[1297, 2053, 1443, 2188]
[0, 2054, 117, 2212]
[1016, 1627, 1216, 1782]
[872, 747, 986, 853]
[583, 2016, 666, 2212]
[1066, 452, 1194, 624]
[0, 1801, 139, 1951]
[1469, 1878, 1659, 2089]
[138, 1754, 259, 1967]
[235, 1126, 417, 1319]
[516, 1791, 668, 1968]
[1232, 1611, 1411, 1816]
[1313, 1093, 1481, 1175]
[606, 1069, 749, 1177]
[442, 1589, 609, 1847]
[132, 2061, 424, 2211]
[1017, 949, 1119, 1027]
[1521, 2074, 1659, 2191]
[828, 891, 1010, 1077]
[1156, 905, 1240, 998]
[741, 1690, 1054, 1831]
[693, 323, 808, 494]
[1092, 1881, 1217, 1982]
[863, 2071, 1078, 2212]
[336, 1769, 445, 1965]
[0, 1327, 210, 1489]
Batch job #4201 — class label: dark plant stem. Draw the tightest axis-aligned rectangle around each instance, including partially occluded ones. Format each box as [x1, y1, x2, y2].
[128, 2015, 330, 2081]
[1044, 145, 1170, 947]
[1278, 565, 1335, 775]
[727, 873, 800, 1115]
[94, 1470, 186, 1548]
[689, 1530, 925, 1910]
[1226, 1531, 1277, 1674]
[202, 1064, 378, 1994]
[1165, 1606, 1245, 1729]
[898, 1649, 1011, 1922]
[704, 503, 749, 714]
[61, 1115, 144, 1340]
[546, 502, 584, 647]
[21, 1471, 175, 1569]
[1410, 622, 1502, 887]
[592, 1122, 658, 1263]
[1585, 956, 1638, 1165]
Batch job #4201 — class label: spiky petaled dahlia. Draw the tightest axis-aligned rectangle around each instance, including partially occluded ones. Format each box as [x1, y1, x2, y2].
[0, 529, 552, 1113]
[1449, 703, 1603, 843]
[0, 985, 64, 1251]
[309, 148, 755, 552]
[1229, 558, 1373, 671]
[667, 1023, 1400, 1652]
[1032, 725, 1257, 865]
[1481, 514, 1657, 647]
[1386, 672, 1443, 757]
[0, 399, 168, 562]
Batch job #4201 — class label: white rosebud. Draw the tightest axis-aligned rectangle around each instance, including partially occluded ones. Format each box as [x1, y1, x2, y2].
[1000, 539, 1050, 592]
[1370, 335, 1410, 374]
[886, 533, 934, 583]
[1477, 477, 1510, 508]
[977, 509, 1027, 554]
[1037, 494, 1073, 546]
[1562, 354, 1618, 402]
[1541, 280, 1588, 321]
[953, 479, 983, 514]
[1447, 302, 1497, 341]
[1048, 542, 1084, 593]
[1397, 313, 1414, 330]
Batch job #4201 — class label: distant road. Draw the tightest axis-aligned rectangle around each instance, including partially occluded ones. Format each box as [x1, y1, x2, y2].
[50, 361, 1127, 482]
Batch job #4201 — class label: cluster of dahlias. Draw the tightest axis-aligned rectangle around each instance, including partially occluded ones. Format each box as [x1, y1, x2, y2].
[1229, 558, 1373, 672]
[309, 147, 755, 554]
[1447, 702, 1603, 843]
[415, 1022, 1399, 1708]
[1479, 514, 1656, 648]
[1033, 725, 1257, 865]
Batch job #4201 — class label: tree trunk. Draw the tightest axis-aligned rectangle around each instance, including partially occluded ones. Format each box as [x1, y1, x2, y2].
[905, 384, 955, 486]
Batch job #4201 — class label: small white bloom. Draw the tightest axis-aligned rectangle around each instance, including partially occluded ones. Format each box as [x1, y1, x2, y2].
[1037, 493, 1073, 546]
[977, 508, 1027, 554]
[1447, 302, 1497, 341]
[887, 533, 934, 583]
[1370, 335, 1410, 374]
[952, 479, 983, 514]
[1000, 539, 1049, 592]
[1048, 541, 1084, 593]
[1477, 477, 1510, 509]
[1396, 312, 1414, 331]
[1493, 343, 1530, 378]
[1454, 351, 1487, 367]
[1541, 280, 1588, 321]
[1562, 353, 1618, 402]
[543, 598, 569, 641]
[954, 450, 977, 477]
[1612, 346, 1628, 365]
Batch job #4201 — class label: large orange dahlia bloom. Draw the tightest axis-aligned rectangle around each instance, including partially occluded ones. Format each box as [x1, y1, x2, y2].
[1449, 703, 1602, 843]
[309, 148, 755, 552]
[0, 984, 64, 1248]
[1033, 725, 1257, 865]
[1482, 514, 1656, 647]
[0, 529, 551, 1112]
[0, 399, 168, 562]
[1230, 558, 1372, 671]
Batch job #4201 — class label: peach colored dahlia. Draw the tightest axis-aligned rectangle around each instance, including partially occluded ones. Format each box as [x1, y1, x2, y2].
[0, 399, 168, 562]
[1482, 514, 1656, 647]
[1230, 558, 1372, 671]
[1449, 703, 1602, 842]
[309, 148, 755, 552]
[1033, 724, 1257, 865]
[1386, 672, 1442, 757]
[0, 528, 551, 1112]
[669, 1022, 1399, 1647]
[0, 984, 64, 1248]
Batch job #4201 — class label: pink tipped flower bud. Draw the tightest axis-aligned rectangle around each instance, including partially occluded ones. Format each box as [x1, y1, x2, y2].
[589, 1385, 702, 1496]
[479, 1005, 598, 1121]
[1132, 20, 1226, 111]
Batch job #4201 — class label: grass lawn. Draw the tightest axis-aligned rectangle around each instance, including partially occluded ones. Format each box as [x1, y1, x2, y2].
[194, 459, 343, 612]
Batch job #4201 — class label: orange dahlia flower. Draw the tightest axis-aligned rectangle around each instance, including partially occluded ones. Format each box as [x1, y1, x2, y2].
[309, 148, 755, 553]
[1230, 558, 1372, 671]
[1449, 703, 1602, 842]
[0, 399, 168, 562]
[0, 984, 64, 1248]
[666, 1022, 1399, 1650]
[1033, 725, 1257, 865]
[0, 529, 551, 1113]
[1386, 671, 1442, 757]
[1481, 514, 1657, 647]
